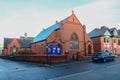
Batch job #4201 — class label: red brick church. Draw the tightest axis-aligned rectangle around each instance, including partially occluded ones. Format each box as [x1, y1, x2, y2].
[31, 11, 94, 61]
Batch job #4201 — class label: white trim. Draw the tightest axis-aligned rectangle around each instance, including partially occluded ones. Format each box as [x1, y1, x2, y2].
[104, 30, 111, 36]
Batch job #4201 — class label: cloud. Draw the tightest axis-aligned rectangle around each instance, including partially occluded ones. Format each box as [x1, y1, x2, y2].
[0, 6, 67, 43]
[72, 0, 120, 33]
[0, 0, 119, 44]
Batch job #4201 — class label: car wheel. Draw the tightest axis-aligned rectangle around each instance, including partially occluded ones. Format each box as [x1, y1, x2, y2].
[103, 58, 107, 62]
[112, 58, 115, 61]
[93, 60, 96, 62]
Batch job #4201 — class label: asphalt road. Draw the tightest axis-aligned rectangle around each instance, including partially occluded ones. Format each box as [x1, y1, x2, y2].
[0, 57, 120, 80]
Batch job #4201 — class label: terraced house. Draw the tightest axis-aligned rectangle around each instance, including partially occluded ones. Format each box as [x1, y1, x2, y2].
[89, 26, 120, 55]
[31, 11, 94, 61]
[118, 29, 120, 53]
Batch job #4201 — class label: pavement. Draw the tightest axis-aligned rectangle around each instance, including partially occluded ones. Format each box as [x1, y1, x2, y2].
[1, 57, 120, 80]
[49, 63, 120, 80]
[49, 57, 120, 80]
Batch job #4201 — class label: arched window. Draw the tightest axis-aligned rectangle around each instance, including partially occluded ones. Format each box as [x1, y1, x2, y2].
[10, 47, 13, 54]
[10, 46, 18, 54]
[118, 40, 120, 45]
[70, 33, 79, 50]
[13, 46, 18, 53]
[88, 45, 92, 56]
[41, 44, 44, 54]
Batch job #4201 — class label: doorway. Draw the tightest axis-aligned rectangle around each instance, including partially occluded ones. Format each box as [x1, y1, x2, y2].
[88, 45, 92, 56]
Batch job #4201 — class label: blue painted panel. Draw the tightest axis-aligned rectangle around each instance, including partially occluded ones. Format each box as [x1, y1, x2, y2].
[46, 46, 61, 55]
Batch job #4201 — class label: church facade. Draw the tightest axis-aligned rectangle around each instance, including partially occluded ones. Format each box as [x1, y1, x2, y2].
[31, 11, 94, 61]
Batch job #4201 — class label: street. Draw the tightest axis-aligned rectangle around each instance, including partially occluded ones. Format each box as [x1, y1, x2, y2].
[0, 57, 120, 80]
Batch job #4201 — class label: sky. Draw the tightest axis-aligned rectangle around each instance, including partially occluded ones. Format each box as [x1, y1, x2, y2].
[0, 0, 120, 44]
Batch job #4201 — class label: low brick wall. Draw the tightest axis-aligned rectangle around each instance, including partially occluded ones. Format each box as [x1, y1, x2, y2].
[13, 55, 68, 63]
[78, 54, 92, 60]
[1, 53, 91, 63]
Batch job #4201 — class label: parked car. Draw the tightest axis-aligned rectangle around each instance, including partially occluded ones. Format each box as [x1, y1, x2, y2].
[92, 52, 115, 62]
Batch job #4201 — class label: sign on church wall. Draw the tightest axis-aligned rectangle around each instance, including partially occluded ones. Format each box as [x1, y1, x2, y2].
[46, 46, 61, 55]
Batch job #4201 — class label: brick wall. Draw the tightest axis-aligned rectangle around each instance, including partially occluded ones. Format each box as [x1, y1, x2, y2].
[13, 55, 68, 63]
[91, 37, 102, 53]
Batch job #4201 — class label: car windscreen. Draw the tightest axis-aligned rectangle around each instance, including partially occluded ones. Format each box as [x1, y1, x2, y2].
[101, 52, 110, 56]
[94, 52, 101, 56]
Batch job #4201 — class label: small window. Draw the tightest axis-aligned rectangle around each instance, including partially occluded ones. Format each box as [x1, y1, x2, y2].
[107, 38, 109, 43]
[113, 38, 116, 43]
[41, 44, 44, 53]
[70, 41, 78, 50]
[104, 37, 109, 43]
[118, 40, 120, 45]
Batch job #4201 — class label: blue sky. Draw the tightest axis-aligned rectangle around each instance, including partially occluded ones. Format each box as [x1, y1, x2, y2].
[0, 0, 120, 44]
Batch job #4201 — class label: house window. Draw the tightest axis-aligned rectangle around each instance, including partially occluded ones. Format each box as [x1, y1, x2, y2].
[104, 37, 109, 43]
[118, 40, 120, 45]
[41, 44, 44, 53]
[37, 44, 39, 49]
[104, 48, 110, 52]
[113, 38, 116, 43]
[114, 48, 117, 55]
[70, 33, 79, 50]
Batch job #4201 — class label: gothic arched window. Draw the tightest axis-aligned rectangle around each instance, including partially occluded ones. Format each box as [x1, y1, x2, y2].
[70, 33, 79, 50]
[13, 46, 18, 53]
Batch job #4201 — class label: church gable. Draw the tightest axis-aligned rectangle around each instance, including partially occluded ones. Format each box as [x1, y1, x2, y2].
[66, 11, 81, 25]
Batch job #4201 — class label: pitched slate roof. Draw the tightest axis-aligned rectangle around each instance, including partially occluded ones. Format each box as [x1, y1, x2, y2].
[33, 17, 68, 43]
[109, 28, 118, 37]
[118, 30, 120, 38]
[4, 38, 12, 48]
[88, 27, 120, 38]
[118, 34, 120, 38]
[4, 37, 33, 49]
[88, 28, 111, 38]
[17, 38, 33, 48]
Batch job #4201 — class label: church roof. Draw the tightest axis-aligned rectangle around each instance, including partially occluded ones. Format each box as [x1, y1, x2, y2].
[33, 11, 82, 43]
[33, 17, 68, 43]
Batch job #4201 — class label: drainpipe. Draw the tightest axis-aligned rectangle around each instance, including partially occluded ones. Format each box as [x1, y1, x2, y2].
[83, 25, 86, 56]
[45, 40, 49, 64]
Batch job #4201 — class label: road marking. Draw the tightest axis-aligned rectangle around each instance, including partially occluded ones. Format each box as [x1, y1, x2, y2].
[48, 70, 92, 80]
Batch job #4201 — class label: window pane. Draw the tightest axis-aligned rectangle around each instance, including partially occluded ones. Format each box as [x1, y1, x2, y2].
[70, 33, 78, 50]
[70, 41, 78, 50]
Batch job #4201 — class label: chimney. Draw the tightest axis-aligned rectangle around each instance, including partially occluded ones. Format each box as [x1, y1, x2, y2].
[24, 33, 27, 38]
[56, 20, 58, 24]
[101, 26, 108, 29]
[43, 28, 45, 31]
